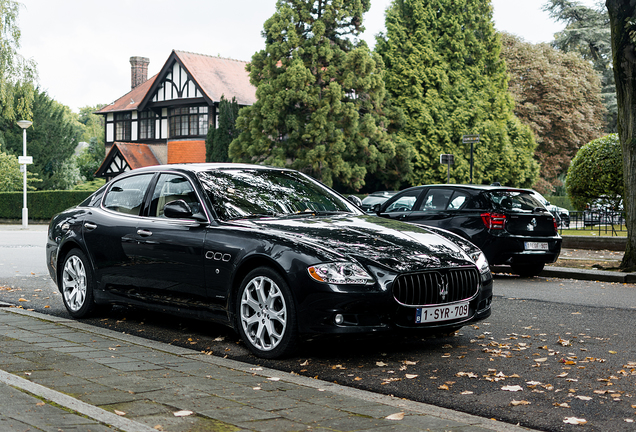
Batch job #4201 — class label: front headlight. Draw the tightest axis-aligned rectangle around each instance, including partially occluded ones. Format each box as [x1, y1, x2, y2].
[308, 262, 375, 285]
[470, 251, 490, 275]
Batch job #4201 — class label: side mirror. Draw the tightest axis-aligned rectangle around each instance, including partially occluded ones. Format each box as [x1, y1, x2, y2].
[163, 200, 193, 219]
[373, 203, 382, 215]
[347, 195, 363, 208]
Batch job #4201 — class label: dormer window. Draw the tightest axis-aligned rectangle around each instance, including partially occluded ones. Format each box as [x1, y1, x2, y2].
[169, 106, 209, 138]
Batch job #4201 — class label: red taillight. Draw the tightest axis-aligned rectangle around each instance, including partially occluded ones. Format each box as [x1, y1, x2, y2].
[553, 216, 558, 233]
[481, 212, 506, 230]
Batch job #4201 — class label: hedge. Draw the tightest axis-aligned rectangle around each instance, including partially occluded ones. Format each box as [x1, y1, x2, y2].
[545, 195, 573, 211]
[0, 190, 93, 221]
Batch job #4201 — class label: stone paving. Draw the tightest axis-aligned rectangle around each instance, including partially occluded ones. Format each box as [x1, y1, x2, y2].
[0, 307, 536, 432]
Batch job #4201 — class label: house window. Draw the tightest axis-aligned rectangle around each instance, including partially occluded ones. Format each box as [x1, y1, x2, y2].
[139, 110, 156, 140]
[169, 106, 208, 138]
[115, 113, 131, 141]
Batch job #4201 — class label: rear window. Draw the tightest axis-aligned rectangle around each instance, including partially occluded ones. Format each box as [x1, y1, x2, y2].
[488, 191, 545, 212]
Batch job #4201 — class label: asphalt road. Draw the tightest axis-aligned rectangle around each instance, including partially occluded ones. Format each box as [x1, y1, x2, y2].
[2, 225, 636, 432]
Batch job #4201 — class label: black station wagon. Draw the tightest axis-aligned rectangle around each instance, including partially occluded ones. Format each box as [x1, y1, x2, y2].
[46, 164, 493, 358]
[375, 184, 562, 277]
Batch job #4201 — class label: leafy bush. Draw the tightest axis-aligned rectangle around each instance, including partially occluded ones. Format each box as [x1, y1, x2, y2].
[566, 134, 623, 210]
[0, 190, 92, 220]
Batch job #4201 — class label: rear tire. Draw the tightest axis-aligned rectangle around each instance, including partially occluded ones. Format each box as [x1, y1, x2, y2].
[236, 267, 298, 359]
[60, 249, 98, 318]
[511, 263, 545, 278]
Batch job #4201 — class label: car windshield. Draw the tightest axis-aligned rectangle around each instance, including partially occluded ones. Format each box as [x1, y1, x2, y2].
[197, 169, 359, 221]
[488, 191, 545, 212]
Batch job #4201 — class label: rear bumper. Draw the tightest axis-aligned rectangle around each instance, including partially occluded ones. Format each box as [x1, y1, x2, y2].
[482, 236, 562, 266]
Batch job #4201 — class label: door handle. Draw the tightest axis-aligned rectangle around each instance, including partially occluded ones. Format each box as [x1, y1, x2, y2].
[137, 229, 153, 237]
[84, 222, 97, 230]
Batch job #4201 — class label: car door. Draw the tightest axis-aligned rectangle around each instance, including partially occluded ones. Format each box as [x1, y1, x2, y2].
[82, 173, 155, 293]
[403, 187, 455, 228]
[131, 172, 208, 303]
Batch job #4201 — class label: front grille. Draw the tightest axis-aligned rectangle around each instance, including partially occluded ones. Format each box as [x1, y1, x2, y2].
[392, 268, 479, 306]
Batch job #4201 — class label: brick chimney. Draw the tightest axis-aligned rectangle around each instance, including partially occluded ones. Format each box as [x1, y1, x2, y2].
[130, 56, 150, 89]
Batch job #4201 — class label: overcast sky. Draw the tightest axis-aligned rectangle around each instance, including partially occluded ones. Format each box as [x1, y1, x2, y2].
[16, 0, 600, 113]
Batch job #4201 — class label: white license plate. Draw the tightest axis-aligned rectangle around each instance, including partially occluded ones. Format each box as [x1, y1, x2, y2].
[415, 302, 470, 324]
[525, 242, 549, 250]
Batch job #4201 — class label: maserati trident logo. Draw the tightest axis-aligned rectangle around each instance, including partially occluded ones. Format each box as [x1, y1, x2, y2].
[437, 273, 449, 300]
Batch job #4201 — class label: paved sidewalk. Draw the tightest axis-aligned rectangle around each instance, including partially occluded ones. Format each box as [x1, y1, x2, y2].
[0, 307, 536, 432]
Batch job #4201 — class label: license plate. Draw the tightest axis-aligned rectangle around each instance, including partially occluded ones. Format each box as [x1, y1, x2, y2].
[525, 242, 549, 250]
[415, 302, 470, 323]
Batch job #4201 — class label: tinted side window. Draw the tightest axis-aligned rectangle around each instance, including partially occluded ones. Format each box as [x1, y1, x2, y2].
[150, 173, 201, 217]
[384, 190, 421, 212]
[102, 174, 154, 216]
[447, 191, 469, 210]
[418, 188, 453, 211]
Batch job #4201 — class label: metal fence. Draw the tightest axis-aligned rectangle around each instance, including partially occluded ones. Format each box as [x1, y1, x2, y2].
[560, 209, 626, 236]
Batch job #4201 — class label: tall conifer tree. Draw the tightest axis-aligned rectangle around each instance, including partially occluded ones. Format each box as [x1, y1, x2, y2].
[207, 96, 239, 162]
[376, 0, 539, 187]
[229, 0, 410, 190]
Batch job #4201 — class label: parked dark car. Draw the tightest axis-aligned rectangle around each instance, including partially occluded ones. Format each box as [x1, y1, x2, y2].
[375, 184, 562, 277]
[360, 191, 397, 212]
[46, 164, 493, 359]
[530, 191, 570, 228]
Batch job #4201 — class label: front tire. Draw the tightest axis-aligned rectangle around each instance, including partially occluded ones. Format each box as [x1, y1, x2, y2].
[60, 249, 97, 318]
[236, 267, 298, 359]
[511, 263, 545, 278]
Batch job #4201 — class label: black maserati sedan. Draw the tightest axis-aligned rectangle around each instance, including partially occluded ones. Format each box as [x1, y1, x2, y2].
[46, 164, 492, 358]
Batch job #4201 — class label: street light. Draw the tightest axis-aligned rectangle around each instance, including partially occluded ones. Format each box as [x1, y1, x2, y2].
[17, 120, 33, 229]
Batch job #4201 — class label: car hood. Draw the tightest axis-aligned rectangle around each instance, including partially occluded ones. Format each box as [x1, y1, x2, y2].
[234, 214, 474, 272]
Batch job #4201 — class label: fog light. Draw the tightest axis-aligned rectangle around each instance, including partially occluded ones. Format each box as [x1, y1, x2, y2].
[334, 314, 344, 325]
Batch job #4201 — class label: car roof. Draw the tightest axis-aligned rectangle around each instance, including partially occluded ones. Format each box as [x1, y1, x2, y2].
[406, 184, 535, 193]
[126, 163, 293, 175]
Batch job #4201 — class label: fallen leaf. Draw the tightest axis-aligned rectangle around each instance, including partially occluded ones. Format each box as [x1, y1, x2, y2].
[403, 360, 417, 365]
[18, 298, 28, 302]
[376, 361, 388, 367]
[625, 419, 634, 423]
[114, 410, 126, 416]
[300, 360, 309, 366]
[438, 384, 449, 390]
[36, 402, 45, 407]
[253, 387, 261, 390]
[268, 377, 280, 381]
[510, 400, 531, 406]
[405, 374, 418, 379]
[563, 417, 587, 425]
[609, 351, 617, 354]
[460, 390, 473, 395]
[354, 377, 362, 381]
[173, 410, 193, 417]
[501, 385, 523, 392]
[576, 396, 592, 401]
[153, 426, 164, 431]
[535, 358, 548, 363]
[386, 412, 405, 421]
[555, 402, 570, 408]
[557, 373, 568, 378]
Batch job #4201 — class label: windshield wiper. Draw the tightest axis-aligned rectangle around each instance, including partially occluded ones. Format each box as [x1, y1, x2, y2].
[280, 210, 351, 218]
[229, 213, 279, 220]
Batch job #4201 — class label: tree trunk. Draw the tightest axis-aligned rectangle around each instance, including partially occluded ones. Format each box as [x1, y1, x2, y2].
[606, 0, 636, 271]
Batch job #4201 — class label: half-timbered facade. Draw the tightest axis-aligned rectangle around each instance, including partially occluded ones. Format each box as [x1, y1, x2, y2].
[95, 50, 256, 180]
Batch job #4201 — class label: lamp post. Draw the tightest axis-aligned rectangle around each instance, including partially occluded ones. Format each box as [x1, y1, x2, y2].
[17, 120, 33, 229]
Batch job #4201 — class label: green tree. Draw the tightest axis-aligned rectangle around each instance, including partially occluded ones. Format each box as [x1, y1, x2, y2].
[500, 33, 605, 194]
[606, 0, 636, 271]
[229, 0, 409, 191]
[0, 146, 21, 191]
[76, 137, 105, 181]
[0, 0, 37, 123]
[1, 88, 84, 190]
[565, 134, 623, 211]
[207, 96, 239, 162]
[375, 0, 538, 187]
[544, 0, 615, 132]
[78, 104, 105, 146]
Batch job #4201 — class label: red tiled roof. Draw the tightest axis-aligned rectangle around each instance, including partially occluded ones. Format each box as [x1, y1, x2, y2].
[176, 51, 256, 106]
[96, 76, 157, 114]
[113, 142, 160, 169]
[167, 140, 206, 164]
[97, 50, 255, 114]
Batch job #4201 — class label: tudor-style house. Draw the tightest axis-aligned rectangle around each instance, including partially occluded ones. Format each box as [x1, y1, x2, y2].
[95, 50, 256, 180]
